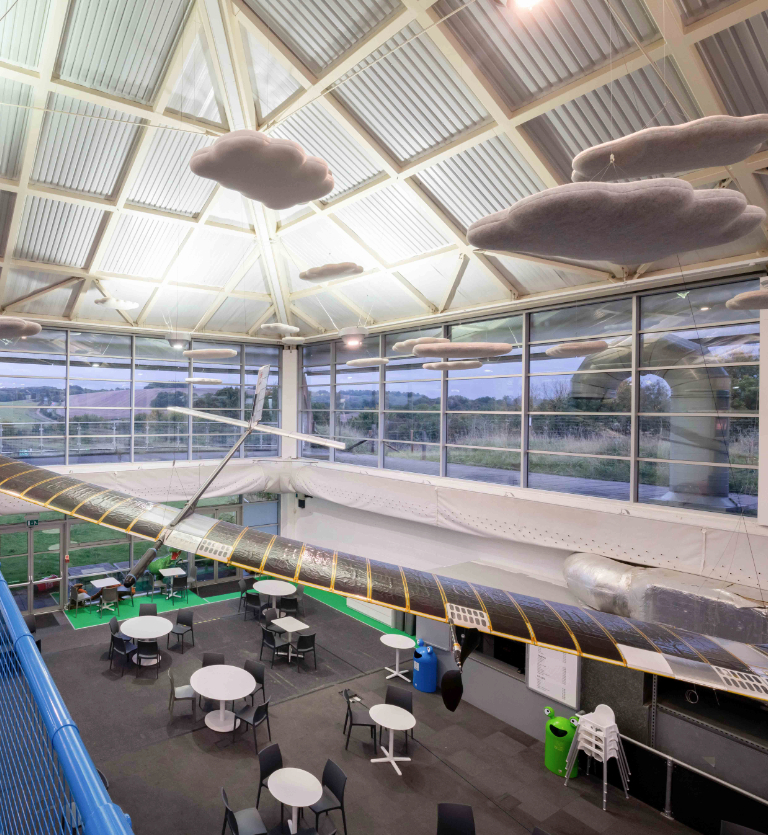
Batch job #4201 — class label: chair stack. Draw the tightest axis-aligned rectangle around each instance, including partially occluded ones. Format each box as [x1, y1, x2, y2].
[564, 704, 630, 810]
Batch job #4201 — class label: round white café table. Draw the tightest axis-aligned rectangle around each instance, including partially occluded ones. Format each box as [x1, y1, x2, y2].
[190, 665, 255, 733]
[120, 616, 173, 666]
[380, 634, 416, 682]
[268, 767, 322, 835]
[253, 579, 296, 611]
[369, 703, 416, 776]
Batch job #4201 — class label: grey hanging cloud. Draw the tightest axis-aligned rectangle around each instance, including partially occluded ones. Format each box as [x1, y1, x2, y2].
[413, 342, 512, 358]
[189, 130, 334, 210]
[466, 179, 765, 266]
[422, 360, 483, 370]
[571, 115, 768, 182]
[299, 263, 364, 282]
[0, 317, 41, 338]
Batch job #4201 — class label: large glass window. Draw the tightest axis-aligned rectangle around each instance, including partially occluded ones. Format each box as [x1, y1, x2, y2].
[299, 277, 760, 516]
[0, 331, 280, 465]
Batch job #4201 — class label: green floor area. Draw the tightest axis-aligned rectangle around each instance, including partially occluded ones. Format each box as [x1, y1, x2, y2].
[60, 583, 411, 637]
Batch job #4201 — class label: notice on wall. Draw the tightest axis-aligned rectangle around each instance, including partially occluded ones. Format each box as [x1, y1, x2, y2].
[526, 645, 580, 710]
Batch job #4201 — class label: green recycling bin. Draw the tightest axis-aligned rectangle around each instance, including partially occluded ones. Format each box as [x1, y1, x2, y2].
[544, 706, 579, 778]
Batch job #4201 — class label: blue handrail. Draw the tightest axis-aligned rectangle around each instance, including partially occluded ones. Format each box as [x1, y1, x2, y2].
[0, 573, 133, 835]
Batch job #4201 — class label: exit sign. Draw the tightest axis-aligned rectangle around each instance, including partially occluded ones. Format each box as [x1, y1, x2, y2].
[26, 519, 38, 528]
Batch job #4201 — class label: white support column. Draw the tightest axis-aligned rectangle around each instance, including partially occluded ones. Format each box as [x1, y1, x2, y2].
[280, 345, 299, 460]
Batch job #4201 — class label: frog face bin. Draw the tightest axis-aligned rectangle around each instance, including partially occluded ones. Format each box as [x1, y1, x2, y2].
[544, 707, 579, 777]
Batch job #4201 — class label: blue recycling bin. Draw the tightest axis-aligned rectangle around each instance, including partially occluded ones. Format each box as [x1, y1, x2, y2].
[413, 640, 437, 692]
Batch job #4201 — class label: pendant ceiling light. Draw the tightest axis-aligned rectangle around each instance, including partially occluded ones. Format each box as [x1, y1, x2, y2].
[339, 326, 369, 348]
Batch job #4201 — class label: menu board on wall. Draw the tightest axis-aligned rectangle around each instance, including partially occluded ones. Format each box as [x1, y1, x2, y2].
[526, 645, 580, 709]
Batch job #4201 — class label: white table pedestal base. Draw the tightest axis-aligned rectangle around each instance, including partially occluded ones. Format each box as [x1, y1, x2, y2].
[204, 701, 240, 733]
[371, 728, 411, 776]
[385, 648, 410, 681]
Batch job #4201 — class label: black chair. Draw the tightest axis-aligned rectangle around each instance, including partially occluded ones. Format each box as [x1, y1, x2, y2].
[256, 743, 282, 809]
[295, 633, 316, 672]
[263, 608, 284, 634]
[108, 616, 129, 659]
[115, 574, 134, 607]
[256, 593, 270, 621]
[259, 627, 288, 667]
[342, 688, 376, 750]
[221, 787, 267, 835]
[23, 614, 41, 651]
[237, 579, 250, 612]
[135, 640, 160, 678]
[244, 660, 265, 704]
[109, 636, 136, 676]
[167, 575, 183, 605]
[381, 684, 414, 752]
[309, 760, 347, 835]
[68, 583, 92, 616]
[98, 586, 120, 617]
[232, 698, 271, 748]
[280, 586, 305, 617]
[168, 670, 195, 717]
[243, 591, 262, 621]
[138, 602, 157, 617]
[168, 609, 194, 652]
[143, 570, 164, 600]
[437, 804, 475, 835]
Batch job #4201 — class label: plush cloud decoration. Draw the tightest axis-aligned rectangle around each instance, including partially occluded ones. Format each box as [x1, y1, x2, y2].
[94, 297, 139, 311]
[545, 340, 608, 358]
[0, 317, 41, 338]
[413, 342, 512, 358]
[282, 336, 306, 345]
[185, 377, 223, 384]
[422, 360, 483, 370]
[725, 288, 768, 310]
[299, 263, 364, 282]
[183, 348, 237, 360]
[346, 357, 389, 367]
[392, 337, 450, 353]
[261, 323, 300, 336]
[572, 115, 768, 182]
[466, 179, 765, 266]
[189, 130, 334, 210]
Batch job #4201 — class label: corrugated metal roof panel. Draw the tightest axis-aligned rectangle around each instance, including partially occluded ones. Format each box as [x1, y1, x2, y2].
[100, 213, 187, 277]
[14, 197, 105, 267]
[12, 277, 80, 317]
[234, 256, 268, 294]
[448, 259, 507, 309]
[208, 188, 251, 229]
[333, 183, 449, 263]
[55, 0, 192, 105]
[127, 129, 215, 216]
[31, 93, 142, 198]
[673, 0, 742, 24]
[394, 251, 459, 307]
[292, 292, 361, 330]
[167, 32, 225, 126]
[696, 11, 768, 117]
[73, 284, 127, 324]
[435, 0, 658, 111]
[270, 102, 382, 202]
[522, 58, 700, 182]
[341, 273, 426, 320]
[145, 285, 218, 330]
[0, 0, 50, 69]
[414, 134, 545, 232]
[241, 26, 302, 122]
[334, 22, 490, 163]
[93, 277, 156, 312]
[242, 0, 402, 74]
[168, 229, 258, 288]
[489, 254, 596, 295]
[3, 268, 76, 312]
[0, 190, 14, 258]
[207, 297, 270, 332]
[0, 78, 33, 179]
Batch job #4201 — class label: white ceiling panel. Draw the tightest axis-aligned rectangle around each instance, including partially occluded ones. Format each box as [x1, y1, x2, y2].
[127, 129, 216, 216]
[522, 58, 700, 183]
[242, 0, 402, 74]
[234, 257, 269, 294]
[0, 190, 14, 258]
[270, 102, 382, 203]
[292, 292, 361, 331]
[94, 277, 156, 310]
[448, 260, 507, 309]
[0, 78, 33, 179]
[435, 0, 658, 111]
[333, 183, 449, 263]
[167, 229, 258, 288]
[394, 252, 461, 307]
[100, 213, 187, 278]
[5, 268, 80, 316]
[415, 134, 545, 232]
[55, 0, 193, 105]
[167, 32, 225, 126]
[208, 188, 251, 229]
[75, 284, 130, 324]
[241, 26, 302, 122]
[342, 274, 427, 321]
[14, 197, 104, 267]
[144, 285, 218, 330]
[0, 0, 51, 69]
[489, 255, 596, 296]
[673, 0, 742, 24]
[207, 297, 270, 332]
[334, 23, 490, 163]
[31, 93, 142, 198]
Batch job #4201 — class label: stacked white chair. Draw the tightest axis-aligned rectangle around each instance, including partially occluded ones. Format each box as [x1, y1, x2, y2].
[564, 703, 630, 810]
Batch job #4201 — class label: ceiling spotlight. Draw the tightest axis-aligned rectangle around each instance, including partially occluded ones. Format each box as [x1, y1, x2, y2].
[171, 341, 185, 350]
[339, 326, 369, 348]
[700, 306, 710, 311]
[515, 0, 541, 7]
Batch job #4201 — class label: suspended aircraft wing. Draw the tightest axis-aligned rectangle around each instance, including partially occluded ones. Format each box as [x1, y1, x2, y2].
[0, 454, 766, 701]
[168, 406, 345, 450]
[250, 364, 269, 428]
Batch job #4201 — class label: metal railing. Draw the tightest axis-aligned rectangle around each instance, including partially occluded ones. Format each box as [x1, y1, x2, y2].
[0, 570, 133, 835]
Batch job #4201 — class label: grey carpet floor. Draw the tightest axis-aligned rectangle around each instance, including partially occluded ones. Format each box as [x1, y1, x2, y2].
[39, 595, 696, 835]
